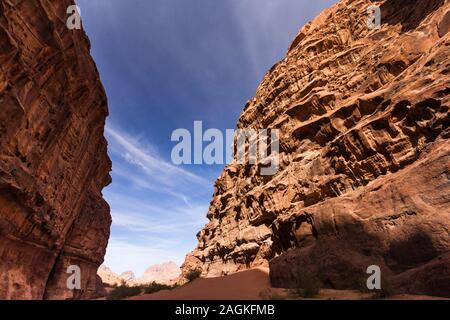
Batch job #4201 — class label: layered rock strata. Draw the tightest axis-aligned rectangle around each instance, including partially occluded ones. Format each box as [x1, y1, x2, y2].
[0, 0, 111, 299]
[183, 0, 450, 297]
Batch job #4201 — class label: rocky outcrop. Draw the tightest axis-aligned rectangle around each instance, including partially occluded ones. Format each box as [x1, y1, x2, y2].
[119, 271, 136, 284]
[183, 0, 450, 297]
[98, 266, 123, 287]
[0, 0, 111, 299]
[138, 262, 181, 285]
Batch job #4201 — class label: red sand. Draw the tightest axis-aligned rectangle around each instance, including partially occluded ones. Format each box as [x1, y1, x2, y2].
[127, 267, 448, 300]
[128, 268, 273, 300]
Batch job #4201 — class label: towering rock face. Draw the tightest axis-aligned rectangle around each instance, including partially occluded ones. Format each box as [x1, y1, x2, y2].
[0, 0, 111, 299]
[183, 0, 450, 297]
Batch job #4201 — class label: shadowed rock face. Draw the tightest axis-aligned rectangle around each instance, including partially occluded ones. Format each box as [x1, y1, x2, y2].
[0, 0, 111, 299]
[182, 0, 450, 297]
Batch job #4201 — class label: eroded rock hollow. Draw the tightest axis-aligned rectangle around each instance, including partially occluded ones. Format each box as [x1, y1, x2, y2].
[183, 0, 450, 297]
[0, 0, 111, 299]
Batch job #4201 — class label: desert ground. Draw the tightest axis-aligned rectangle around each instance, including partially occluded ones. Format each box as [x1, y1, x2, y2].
[126, 268, 447, 300]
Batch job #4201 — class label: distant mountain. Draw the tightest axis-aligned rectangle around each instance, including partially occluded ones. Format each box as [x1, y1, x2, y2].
[98, 262, 181, 286]
[137, 262, 181, 285]
[119, 271, 136, 283]
[98, 265, 122, 286]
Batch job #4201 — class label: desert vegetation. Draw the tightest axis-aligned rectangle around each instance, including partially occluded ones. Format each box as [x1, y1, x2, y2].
[290, 269, 323, 298]
[341, 271, 396, 299]
[185, 268, 202, 282]
[106, 281, 178, 300]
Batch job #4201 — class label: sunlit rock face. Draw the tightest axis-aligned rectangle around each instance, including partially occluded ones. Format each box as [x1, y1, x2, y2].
[138, 262, 181, 285]
[0, 0, 111, 299]
[98, 266, 123, 287]
[183, 0, 450, 297]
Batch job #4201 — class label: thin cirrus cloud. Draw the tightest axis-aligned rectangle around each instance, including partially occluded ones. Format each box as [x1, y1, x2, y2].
[104, 198, 209, 275]
[106, 201, 209, 276]
[106, 125, 208, 188]
[111, 207, 208, 234]
[103, 125, 210, 275]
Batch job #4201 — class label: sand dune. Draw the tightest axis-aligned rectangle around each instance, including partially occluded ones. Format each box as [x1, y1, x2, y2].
[126, 268, 447, 300]
[128, 268, 274, 300]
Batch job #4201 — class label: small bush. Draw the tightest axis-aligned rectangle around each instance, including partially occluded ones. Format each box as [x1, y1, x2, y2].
[142, 282, 176, 294]
[345, 273, 371, 292]
[185, 268, 202, 282]
[342, 271, 395, 299]
[293, 269, 322, 298]
[106, 281, 178, 300]
[107, 284, 142, 300]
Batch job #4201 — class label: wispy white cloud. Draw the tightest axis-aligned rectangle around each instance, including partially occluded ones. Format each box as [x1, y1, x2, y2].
[102, 124, 210, 276]
[106, 125, 208, 187]
[109, 162, 192, 204]
[103, 191, 209, 275]
[230, 0, 336, 80]
[111, 206, 208, 234]
[104, 199, 209, 275]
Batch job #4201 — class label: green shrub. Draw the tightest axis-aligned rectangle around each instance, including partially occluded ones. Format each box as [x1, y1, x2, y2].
[344, 272, 371, 292]
[106, 281, 179, 299]
[185, 268, 202, 282]
[107, 284, 142, 300]
[142, 282, 176, 294]
[342, 271, 395, 298]
[293, 269, 322, 298]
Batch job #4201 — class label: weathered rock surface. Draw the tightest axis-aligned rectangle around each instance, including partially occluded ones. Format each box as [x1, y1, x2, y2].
[0, 0, 111, 299]
[98, 265, 122, 287]
[183, 0, 450, 297]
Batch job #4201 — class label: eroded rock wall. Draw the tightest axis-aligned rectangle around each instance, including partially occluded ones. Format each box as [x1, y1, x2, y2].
[183, 0, 450, 297]
[0, 0, 111, 299]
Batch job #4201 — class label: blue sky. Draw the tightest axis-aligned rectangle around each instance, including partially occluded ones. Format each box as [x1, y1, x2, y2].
[77, 0, 336, 276]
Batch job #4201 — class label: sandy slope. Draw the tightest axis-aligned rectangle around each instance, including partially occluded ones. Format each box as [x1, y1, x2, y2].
[128, 268, 274, 300]
[126, 268, 447, 300]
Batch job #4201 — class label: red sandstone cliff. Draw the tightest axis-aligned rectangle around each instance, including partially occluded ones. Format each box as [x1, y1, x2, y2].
[0, 0, 111, 299]
[182, 0, 450, 297]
